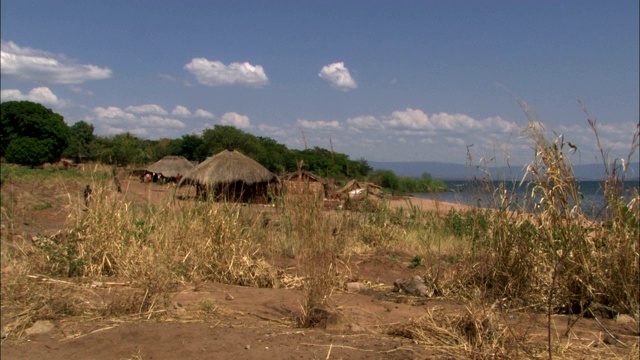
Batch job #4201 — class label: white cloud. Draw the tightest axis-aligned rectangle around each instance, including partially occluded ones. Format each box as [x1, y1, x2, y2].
[381, 108, 519, 134]
[430, 113, 479, 130]
[92, 106, 136, 120]
[125, 104, 168, 115]
[0, 86, 64, 106]
[172, 105, 192, 117]
[139, 115, 185, 128]
[385, 108, 432, 129]
[220, 112, 250, 129]
[346, 115, 384, 130]
[297, 119, 341, 130]
[0, 40, 112, 84]
[318, 62, 357, 91]
[87, 106, 185, 138]
[194, 109, 214, 119]
[184, 58, 269, 88]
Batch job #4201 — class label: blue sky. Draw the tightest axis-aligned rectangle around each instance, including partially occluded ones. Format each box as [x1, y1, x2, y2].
[1, 1, 638, 165]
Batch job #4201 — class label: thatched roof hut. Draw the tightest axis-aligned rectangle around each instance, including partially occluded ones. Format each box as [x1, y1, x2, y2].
[180, 149, 278, 203]
[282, 170, 327, 201]
[146, 155, 194, 178]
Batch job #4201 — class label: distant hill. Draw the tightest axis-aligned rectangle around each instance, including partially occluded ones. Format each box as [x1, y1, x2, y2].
[369, 161, 639, 181]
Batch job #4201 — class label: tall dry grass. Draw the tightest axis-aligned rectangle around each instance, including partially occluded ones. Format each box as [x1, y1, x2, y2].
[425, 110, 639, 358]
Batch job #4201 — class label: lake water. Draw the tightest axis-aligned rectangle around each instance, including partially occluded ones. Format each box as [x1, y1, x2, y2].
[412, 180, 639, 218]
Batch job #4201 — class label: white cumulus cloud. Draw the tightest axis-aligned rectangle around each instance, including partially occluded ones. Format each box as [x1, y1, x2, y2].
[220, 112, 250, 129]
[139, 115, 185, 128]
[381, 108, 518, 133]
[92, 106, 137, 121]
[318, 62, 357, 91]
[0, 86, 64, 106]
[87, 106, 185, 138]
[346, 115, 384, 130]
[385, 108, 432, 129]
[125, 104, 168, 115]
[172, 105, 192, 117]
[184, 58, 269, 88]
[297, 119, 341, 130]
[194, 109, 215, 119]
[0, 40, 112, 84]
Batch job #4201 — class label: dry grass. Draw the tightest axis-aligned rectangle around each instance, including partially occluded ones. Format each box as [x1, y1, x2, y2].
[389, 303, 535, 359]
[1, 110, 638, 358]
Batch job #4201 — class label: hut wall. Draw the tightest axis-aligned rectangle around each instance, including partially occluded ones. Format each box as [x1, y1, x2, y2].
[283, 180, 325, 201]
[213, 181, 273, 204]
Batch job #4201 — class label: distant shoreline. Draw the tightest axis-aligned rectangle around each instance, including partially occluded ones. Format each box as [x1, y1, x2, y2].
[388, 195, 469, 213]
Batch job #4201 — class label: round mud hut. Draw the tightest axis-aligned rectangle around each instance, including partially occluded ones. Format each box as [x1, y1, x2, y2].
[145, 155, 194, 181]
[180, 149, 278, 203]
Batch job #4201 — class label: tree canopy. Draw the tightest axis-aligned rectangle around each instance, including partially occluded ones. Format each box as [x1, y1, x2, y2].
[62, 121, 95, 162]
[1, 101, 70, 166]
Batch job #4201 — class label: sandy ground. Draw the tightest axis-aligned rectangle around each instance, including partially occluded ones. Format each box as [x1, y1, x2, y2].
[388, 196, 469, 213]
[1, 177, 637, 359]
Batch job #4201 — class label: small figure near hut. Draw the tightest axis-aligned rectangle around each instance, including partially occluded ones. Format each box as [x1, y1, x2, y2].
[83, 184, 92, 206]
[112, 167, 122, 193]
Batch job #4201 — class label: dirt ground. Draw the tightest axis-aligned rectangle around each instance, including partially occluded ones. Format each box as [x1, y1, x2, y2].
[1, 175, 638, 359]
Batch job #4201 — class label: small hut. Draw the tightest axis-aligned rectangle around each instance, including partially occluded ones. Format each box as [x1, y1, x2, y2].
[145, 155, 194, 182]
[282, 170, 327, 202]
[282, 170, 328, 198]
[180, 149, 278, 203]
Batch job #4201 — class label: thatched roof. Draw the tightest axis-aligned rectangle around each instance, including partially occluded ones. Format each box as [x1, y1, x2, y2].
[181, 149, 277, 186]
[282, 170, 327, 184]
[146, 155, 194, 177]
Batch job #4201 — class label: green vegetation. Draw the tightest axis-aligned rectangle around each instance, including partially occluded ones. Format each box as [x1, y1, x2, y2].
[368, 169, 447, 193]
[1, 101, 70, 166]
[61, 121, 95, 163]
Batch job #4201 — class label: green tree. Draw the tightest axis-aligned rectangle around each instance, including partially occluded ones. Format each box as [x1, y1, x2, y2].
[368, 169, 400, 190]
[170, 133, 205, 161]
[92, 133, 147, 166]
[110, 133, 147, 166]
[257, 136, 288, 174]
[1, 101, 70, 166]
[351, 157, 373, 179]
[201, 125, 267, 161]
[62, 121, 95, 162]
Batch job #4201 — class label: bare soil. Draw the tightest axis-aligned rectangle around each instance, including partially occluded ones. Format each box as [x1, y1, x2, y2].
[1, 175, 638, 359]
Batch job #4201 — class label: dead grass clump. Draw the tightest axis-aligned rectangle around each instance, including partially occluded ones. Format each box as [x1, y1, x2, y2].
[445, 110, 639, 318]
[389, 305, 528, 359]
[65, 184, 277, 289]
[276, 191, 341, 327]
[0, 274, 100, 338]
